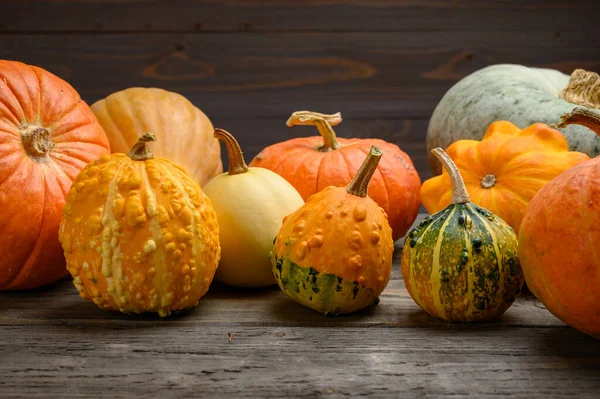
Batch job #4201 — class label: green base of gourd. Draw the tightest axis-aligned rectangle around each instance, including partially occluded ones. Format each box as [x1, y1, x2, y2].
[271, 252, 379, 316]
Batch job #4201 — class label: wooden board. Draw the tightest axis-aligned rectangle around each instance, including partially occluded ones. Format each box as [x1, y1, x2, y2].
[2, 240, 600, 398]
[1, 0, 598, 33]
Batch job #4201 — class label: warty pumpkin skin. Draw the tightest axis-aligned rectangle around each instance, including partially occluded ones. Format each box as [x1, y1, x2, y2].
[91, 87, 222, 187]
[519, 108, 600, 339]
[271, 146, 394, 315]
[0, 60, 110, 290]
[421, 121, 590, 234]
[403, 149, 523, 322]
[427, 65, 600, 175]
[250, 111, 421, 241]
[59, 134, 220, 316]
[203, 129, 304, 288]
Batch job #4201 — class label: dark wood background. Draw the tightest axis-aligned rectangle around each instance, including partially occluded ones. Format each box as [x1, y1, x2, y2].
[1, 0, 599, 181]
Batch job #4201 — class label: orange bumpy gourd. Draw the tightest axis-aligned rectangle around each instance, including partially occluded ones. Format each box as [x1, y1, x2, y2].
[250, 111, 421, 240]
[421, 121, 589, 233]
[92, 87, 222, 187]
[0, 60, 110, 290]
[59, 133, 220, 316]
[519, 108, 600, 339]
[271, 146, 394, 315]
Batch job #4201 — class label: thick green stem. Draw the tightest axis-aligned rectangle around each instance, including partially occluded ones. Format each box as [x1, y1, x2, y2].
[432, 148, 470, 204]
[286, 110, 343, 151]
[214, 128, 249, 175]
[346, 146, 382, 197]
[128, 133, 156, 161]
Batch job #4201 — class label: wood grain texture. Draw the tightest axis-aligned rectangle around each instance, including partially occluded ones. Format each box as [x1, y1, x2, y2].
[0, 0, 598, 32]
[1, 238, 599, 398]
[1, 31, 598, 119]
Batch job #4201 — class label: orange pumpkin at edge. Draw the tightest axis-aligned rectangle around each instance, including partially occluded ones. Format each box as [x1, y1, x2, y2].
[519, 108, 600, 339]
[249, 110, 421, 241]
[0, 60, 110, 290]
[421, 120, 590, 234]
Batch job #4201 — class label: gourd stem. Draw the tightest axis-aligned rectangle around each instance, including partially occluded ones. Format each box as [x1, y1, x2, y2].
[557, 107, 600, 136]
[286, 110, 343, 151]
[214, 128, 249, 175]
[432, 148, 471, 204]
[559, 69, 600, 110]
[347, 146, 382, 197]
[128, 133, 156, 161]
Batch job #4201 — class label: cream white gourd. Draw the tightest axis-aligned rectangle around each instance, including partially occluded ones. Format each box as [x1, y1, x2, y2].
[203, 129, 304, 288]
[427, 64, 600, 175]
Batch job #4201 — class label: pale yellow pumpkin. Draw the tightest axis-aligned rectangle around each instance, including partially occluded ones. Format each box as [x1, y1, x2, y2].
[203, 129, 304, 288]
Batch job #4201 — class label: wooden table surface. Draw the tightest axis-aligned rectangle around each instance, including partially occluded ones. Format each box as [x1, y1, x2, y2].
[1, 215, 599, 398]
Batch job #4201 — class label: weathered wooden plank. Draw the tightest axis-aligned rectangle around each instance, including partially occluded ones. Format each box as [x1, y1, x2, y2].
[0, 237, 565, 329]
[0, 326, 598, 398]
[1, 31, 597, 119]
[0, 0, 597, 33]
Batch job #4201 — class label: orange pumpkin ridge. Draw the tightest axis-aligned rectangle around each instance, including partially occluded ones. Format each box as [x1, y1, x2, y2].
[519, 107, 600, 339]
[421, 120, 590, 234]
[250, 110, 420, 241]
[0, 60, 110, 290]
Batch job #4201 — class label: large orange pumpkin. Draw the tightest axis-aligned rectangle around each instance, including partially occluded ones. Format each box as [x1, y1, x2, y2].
[91, 87, 222, 187]
[249, 111, 421, 240]
[0, 60, 110, 290]
[421, 121, 589, 234]
[519, 108, 600, 339]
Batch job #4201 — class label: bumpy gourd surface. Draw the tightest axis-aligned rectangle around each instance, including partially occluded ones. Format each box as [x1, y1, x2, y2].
[402, 203, 523, 322]
[59, 153, 220, 316]
[427, 64, 600, 174]
[271, 186, 393, 315]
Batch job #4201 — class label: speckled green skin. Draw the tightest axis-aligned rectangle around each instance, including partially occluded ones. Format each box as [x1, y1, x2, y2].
[427, 64, 600, 175]
[271, 252, 379, 316]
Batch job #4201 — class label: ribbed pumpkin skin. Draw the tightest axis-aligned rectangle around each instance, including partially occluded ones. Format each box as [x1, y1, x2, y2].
[91, 88, 222, 187]
[271, 186, 393, 315]
[519, 158, 600, 339]
[0, 60, 110, 290]
[251, 137, 420, 241]
[59, 152, 220, 316]
[421, 121, 589, 233]
[402, 203, 523, 322]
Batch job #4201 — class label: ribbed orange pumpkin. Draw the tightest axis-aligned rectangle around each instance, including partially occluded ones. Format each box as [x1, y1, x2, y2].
[91, 87, 222, 187]
[250, 111, 421, 240]
[59, 133, 220, 316]
[0, 60, 110, 290]
[519, 108, 600, 339]
[421, 121, 590, 234]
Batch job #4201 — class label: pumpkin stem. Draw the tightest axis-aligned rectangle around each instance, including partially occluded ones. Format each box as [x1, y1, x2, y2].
[214, 128, 249, 175]
[559, 69, 600, 110]
[20, 124, 53, 162]
[286, 110, 343, 151]
[128, 133, 156, 161]
[346, 146, 382, 197]
[556, 107, 600, 136]
[432, 148, 471, 204]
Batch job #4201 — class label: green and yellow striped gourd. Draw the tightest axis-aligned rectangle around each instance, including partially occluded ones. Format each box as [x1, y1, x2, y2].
[402, 148, 524, 322]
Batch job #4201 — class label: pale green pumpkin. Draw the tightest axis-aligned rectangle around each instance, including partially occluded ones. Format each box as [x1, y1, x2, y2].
[427, 64, 600, 175]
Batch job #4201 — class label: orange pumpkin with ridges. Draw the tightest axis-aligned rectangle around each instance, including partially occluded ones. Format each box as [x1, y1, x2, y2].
[519, 108, 600, 339]
[0, 60, 110, 290]
[250, 111, 420, 241]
